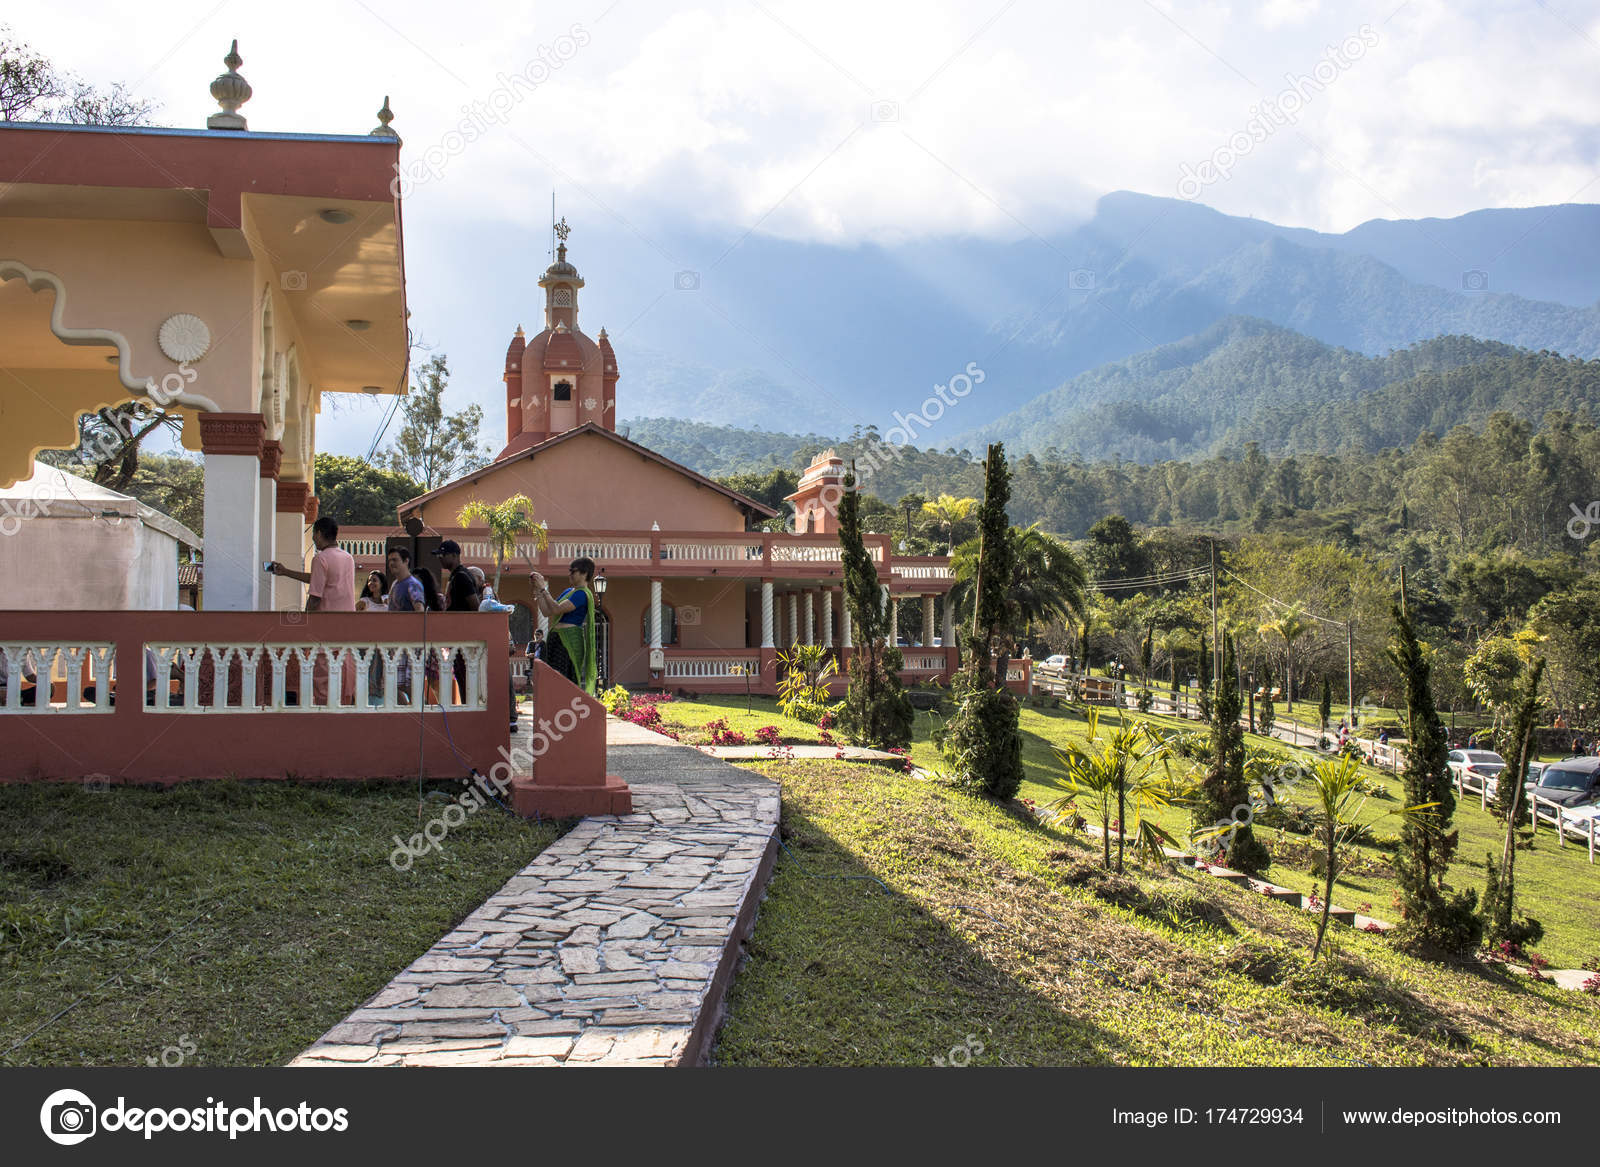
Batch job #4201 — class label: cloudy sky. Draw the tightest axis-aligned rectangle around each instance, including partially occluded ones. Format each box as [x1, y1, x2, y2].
[14, 0, 1600, 454]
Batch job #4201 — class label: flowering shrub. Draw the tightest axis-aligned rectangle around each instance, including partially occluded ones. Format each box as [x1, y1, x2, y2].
[600, 685, 632, 716]
[1582, 973, 1600, 995]
[1527, 951, 1550, 970]
[833, 748, 847, 760]
[817, 728, 837, 747]
[1490, 939, 1527, 963]
[754, 725, 783, 747]
[1362, 922, 1385, 934]
[703, 717, 748, 746]
[1527, 966, 1546, 982]
[886, 745, 913, 773]
[817, 711, 835, 731]
[624, 703, 663, 730]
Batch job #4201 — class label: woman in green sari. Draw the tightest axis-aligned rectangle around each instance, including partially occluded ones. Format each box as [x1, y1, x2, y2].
[529, 556, 599, 694]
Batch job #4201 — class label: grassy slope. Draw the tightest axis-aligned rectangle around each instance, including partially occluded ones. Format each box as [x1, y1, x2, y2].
[0, 781, 564, 1067]
[714, 759, 1600, 1066]
[661, 693, 1600, 967]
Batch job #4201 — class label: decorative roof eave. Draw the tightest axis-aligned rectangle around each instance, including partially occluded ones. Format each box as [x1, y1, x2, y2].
[395, 423, 780, 521]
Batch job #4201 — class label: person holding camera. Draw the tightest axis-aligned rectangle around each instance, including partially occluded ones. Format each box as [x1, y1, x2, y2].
[268, 516, 356, 705]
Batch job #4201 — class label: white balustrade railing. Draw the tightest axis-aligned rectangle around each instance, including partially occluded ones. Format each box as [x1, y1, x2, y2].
[142, 641, 489, 713]
[660, 539, 764, 562]
[663, 656, 761, 679]
[770, 543, 882, 563]
[0, 643, 116, 713]
[548, 539, 653, 562]
[903, 654, 946, 671]
[895, 565, 952, 579]
[338, 538, 388, 557]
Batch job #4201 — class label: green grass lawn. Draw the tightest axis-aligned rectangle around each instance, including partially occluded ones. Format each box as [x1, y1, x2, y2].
[0, 780, 566, 1067]
[714, 759, 1600, 1066]
[661, 692, 1600, 968]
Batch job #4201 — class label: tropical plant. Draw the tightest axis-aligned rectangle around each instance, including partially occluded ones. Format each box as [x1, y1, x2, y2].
[920, 493, 978, 552]
[1193, 636, 1271, 874]
[1258, 659, 1276, 738]
[1482, 656, 1546, 950]
[1258, 607, 1315, 711]
[949, 523, 1087, 672]
[1297, 755, 1437, 959]
[777, 643, 838, 723]
[454, 492, 548, 593]
[1044, 709, 1184, 872]
[599, 685, 632, 716]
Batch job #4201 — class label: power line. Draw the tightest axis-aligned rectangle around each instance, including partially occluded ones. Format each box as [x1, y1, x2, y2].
[1219, 565, 1348, 628]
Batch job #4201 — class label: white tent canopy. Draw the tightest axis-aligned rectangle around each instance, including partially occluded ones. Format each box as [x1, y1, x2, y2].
[0, 460, 201, 610]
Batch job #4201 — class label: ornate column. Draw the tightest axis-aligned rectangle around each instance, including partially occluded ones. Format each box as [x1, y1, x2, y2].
[258, 439, 281, 611]
[274, 480, 310, 611]
[943, 592, 958, 678]
[841, 600, 853, 648]
[199, 412, 265, 611]
[760, 580, 775, 648]
[922, 593, 935, 647]
[802, 591, 815, 647]
[648, 578, 664, 681]
[759, 580, 776, 694]
[888, 591, 899, 646]
[788, 591, 799, 647]
[821, 588, 834, 648]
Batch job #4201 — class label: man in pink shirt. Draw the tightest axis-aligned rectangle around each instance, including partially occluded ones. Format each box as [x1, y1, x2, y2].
[270, 516, 357, 705]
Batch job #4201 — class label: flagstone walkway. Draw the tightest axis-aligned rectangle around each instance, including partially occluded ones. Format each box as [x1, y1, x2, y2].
[289, 718, 779, 1067]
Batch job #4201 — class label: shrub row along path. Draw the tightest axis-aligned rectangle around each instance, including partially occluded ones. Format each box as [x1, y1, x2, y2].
[289, 719, 779, 1067]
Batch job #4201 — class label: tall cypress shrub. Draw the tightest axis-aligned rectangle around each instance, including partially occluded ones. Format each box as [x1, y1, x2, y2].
[1194, 636, 1270, 873]
[940, 445, 1023, 800]
[837, 467, 913, 749]
[1390, 603, 1481, 956]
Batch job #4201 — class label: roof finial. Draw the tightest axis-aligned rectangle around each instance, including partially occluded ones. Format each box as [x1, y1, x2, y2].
[370, 96, 398, 139]
[207, 39, 252, 130]
[514, 324, 525, 337]
[554, 216, 570, 263]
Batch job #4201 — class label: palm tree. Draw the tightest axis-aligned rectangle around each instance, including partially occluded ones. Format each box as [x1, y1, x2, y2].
[1044, 709, 1182, 872]
[950, 523, 1087, 677]
[1258, 606, 1315, 711]
[920, 494, 977, 552]
[455, 493, 548, 594]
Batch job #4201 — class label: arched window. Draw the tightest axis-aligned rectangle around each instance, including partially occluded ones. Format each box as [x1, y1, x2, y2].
[553, 380, 573, 402]
[642, 604, 678, 646]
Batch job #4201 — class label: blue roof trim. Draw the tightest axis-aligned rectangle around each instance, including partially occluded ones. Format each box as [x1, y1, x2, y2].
[0, 121, 393, 145]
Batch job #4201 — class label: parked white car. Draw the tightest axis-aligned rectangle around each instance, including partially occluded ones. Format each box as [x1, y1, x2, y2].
[1446, 749, 1505, 793]
[1042, 654, 1069, 671]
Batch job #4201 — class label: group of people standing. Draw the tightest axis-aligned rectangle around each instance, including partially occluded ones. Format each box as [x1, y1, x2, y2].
[268, 519, 603, 716]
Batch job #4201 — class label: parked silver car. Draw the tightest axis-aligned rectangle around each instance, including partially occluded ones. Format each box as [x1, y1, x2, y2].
[1445, 749, 1505, 793]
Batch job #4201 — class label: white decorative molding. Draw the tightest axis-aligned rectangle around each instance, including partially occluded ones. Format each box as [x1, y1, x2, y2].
[158, 313, 211, 362]
[583, 396, 597, 411]
[0, 260, 220, 412]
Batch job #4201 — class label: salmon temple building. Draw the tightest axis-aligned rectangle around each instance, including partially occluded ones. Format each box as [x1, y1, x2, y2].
[338, 223, 958, 695]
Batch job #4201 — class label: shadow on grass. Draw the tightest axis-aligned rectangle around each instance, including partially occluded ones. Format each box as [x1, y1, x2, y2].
[713, 801, 1133, 1067]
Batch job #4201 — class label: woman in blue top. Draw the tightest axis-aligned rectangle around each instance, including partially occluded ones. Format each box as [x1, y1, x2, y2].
[529, 557, 598, 694]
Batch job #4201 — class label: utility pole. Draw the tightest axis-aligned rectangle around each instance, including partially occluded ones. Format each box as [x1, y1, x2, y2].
[1399, 564, 1409, 618]
[1346, 619, 1356, 726]
[1209, 539, 1219, 688]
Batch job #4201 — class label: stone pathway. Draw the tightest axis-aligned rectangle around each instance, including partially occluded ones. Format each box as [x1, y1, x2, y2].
[289, 718, 779, 1067]
[698, 743, 902, 764]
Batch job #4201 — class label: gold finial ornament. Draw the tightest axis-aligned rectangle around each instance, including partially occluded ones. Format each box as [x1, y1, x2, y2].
[207, 40, 252, 130]
[554, 217, 571, 243]
[370, 96, 399, 139]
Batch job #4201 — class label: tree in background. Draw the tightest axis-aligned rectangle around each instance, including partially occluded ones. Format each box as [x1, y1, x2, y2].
[1319, 676, 1332, 733]
[1257, 658, 1276, 738]
[949, 522, 1086, 676]
[1390, 603, 1481, 957]
[837, 468, 913, 749]
[1258, 606, 1315, 710]
[1, 24, 159, 123]
[939, 445, 1023, 800]
[1194, 636, 1270, 874]
[387, 355, 490, 491]
[455, 493, 548, 594]
[920, 493, 978, 552]
[312, 455, 423, 527]
[1481, 657, 1545, 951]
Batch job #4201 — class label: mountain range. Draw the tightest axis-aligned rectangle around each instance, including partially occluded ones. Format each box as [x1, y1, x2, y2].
[614, 191, 1600, 441]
